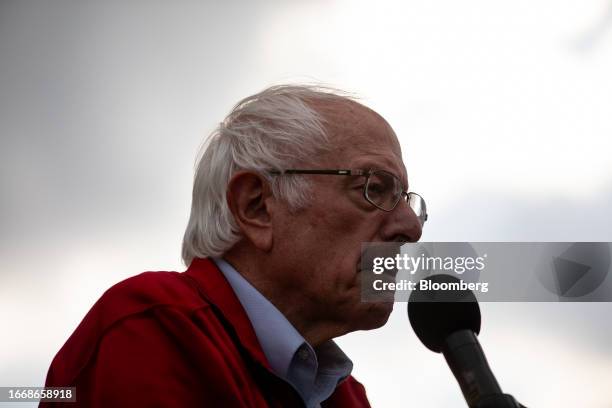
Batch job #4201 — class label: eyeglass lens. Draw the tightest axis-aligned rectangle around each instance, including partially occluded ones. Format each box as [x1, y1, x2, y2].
[366, 171, 427, 224]
[365, 171, 401, 211]
[408, 193, 426, 224]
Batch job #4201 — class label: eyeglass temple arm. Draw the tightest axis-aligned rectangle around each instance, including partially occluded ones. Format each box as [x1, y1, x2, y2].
[268, 169, 367, 176]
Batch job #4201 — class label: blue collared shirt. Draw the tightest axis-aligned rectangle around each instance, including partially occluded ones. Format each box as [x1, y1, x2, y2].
[213, 258, 353, 408]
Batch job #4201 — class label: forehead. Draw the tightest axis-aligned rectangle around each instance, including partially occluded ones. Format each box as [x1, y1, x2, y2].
[313, 99, 407, 183]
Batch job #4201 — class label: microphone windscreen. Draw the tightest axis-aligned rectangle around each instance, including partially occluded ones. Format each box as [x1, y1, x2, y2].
[408, 274, 481, 352]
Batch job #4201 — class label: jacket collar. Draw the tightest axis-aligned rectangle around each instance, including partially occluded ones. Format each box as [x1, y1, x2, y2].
[184, 257, 271, 371]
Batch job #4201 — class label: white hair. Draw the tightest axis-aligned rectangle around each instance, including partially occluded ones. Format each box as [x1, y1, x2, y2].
[181, 84, 354, 265]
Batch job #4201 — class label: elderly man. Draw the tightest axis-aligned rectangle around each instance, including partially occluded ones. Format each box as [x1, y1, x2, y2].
[42, 85, 426, 407]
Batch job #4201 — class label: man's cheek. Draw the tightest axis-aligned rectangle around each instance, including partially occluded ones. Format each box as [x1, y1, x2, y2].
[338, 257, 363, 290]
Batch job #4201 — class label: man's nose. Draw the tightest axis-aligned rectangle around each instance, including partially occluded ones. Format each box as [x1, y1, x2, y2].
[380, 198, 423, 243]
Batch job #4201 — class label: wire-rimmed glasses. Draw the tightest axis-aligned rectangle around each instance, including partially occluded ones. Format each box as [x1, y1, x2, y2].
[269, 169, 428, 226]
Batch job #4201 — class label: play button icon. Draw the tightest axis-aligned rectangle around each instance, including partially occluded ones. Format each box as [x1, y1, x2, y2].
[539, 243, 611, 299]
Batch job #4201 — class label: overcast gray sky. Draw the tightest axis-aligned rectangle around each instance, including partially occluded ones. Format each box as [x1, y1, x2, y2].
[1, 1, 612, 406]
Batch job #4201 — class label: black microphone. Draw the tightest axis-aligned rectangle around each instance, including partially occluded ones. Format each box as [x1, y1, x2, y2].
[408, 274, 525, 408]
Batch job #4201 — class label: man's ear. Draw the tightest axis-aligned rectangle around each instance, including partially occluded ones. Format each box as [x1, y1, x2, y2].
[226, 171, 274, 252]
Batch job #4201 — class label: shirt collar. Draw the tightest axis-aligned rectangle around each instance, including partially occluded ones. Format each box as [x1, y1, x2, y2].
[213, 257, 304, 378]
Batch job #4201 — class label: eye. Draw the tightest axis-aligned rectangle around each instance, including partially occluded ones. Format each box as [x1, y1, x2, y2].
[368, 182, 386, 194]
[366, 182, 390, 200]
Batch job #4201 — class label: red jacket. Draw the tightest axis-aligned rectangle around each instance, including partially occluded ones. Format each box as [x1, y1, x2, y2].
[42, 258, 371, 407]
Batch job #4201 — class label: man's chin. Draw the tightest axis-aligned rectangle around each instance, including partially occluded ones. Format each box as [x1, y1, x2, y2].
[358, 301, 394, 330]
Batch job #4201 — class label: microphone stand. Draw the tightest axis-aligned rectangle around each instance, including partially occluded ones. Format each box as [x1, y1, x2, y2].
[476, 394, 526, 408]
